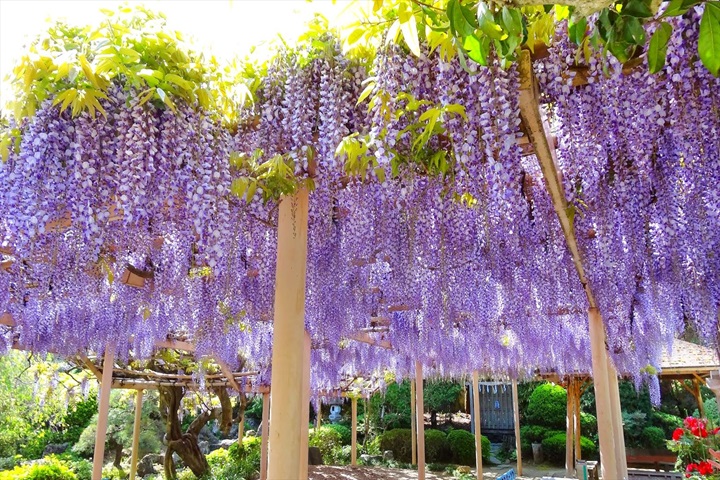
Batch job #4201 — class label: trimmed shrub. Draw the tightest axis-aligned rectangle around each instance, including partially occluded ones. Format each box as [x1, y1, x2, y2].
[640, 426, 667, 449]
[379, 429, 412, 463]
[0, 458, 78, 480]
[309, 426, 343, 464]
[446, 430, 490, 466]
[651, 411, 683, 438]
[424, 429, 449, 463]
[520, 425, 549, 443]
[542, 433, 598, 464]
[325, 424, 352, 446]
[526, 383, 567, 429]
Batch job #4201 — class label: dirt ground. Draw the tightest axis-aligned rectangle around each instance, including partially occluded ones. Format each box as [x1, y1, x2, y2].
[309, 464, 571, 480]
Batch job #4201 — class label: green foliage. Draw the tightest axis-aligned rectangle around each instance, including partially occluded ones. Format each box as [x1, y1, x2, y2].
[623, 410, 650, 448]
[309, 426, 344, 464]
[379, 428, 413, 463]
[446, 429, 489, 466]
[8, 6, 245, 123]
[73, 391, 163, 459]
[580, 412, 598, 438]
[245, 396, 263, 420]
[324, 424, 352, 446]
[541, 433, 597, 464]
[221, 436, 261, 479]
[424, 381, 463, 416]
[0, 457, 78, 480]
[424, 429, 450, 463]
[520, 425, 549, 443]
[651, 410, 683, 438]
[370, 381, 412, 431]
[640, 426, 667, 449]
[694, 397, 720, 426]
[525, 383, 567, 429]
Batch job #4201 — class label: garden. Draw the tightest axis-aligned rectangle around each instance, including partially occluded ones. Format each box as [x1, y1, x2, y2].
[0, 0, 718, 479]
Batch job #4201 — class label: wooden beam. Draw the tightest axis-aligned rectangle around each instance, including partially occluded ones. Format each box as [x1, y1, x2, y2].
[347, 332, 392, 349]
[129, 389, 144, 480]
[214, 356, 242, 393]
[512, 379, 523, 476]
[351, 397, 358, 466]
[0, 312, 15, 327]
[268, 189, 310, 480]
[154, 339, 196, 352]
[472, 371, 483, 480]
[411, 379, 417, 465]
[260, 392, 270, 480]
[416, 361, 426, 480]
[79, 354, 102, 381]
[93, 344, 115, 480]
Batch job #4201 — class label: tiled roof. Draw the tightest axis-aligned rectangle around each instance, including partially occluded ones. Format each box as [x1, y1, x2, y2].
[660, 339, 720, 375]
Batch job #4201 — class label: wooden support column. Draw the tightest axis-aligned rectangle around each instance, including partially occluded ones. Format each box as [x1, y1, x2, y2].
[299, 331, 311, 480]
[316, 397, 322, 429]
[411, 379, 417, 465]
[415, 362, 426, 480]
[574, 381, 582, 461]
[566, 379, 575, 477]
[512, 379, 523, 476]
[589, 308, 619, 480]
[607, 358, 627, 479]
[92, 344, 115, 480]
[129, 389, 144, 480]
[472, 371, 483, 480]
[693, 379, 706, 418]
[267, 189, 309, 480]
[260, 392, 270, 480]
[518, 50, 626, 480]
[351, 397, 358, 465]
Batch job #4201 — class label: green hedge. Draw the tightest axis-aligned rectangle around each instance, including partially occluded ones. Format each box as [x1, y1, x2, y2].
[425, 429, 449, 463]
[526, 383, 567, 429]
[0, 457, 78, 480]
[541, 433, 597, 464]
[640, 426, 666, 449]
[379, 429, 413, 463]
[446, 430, 490, 466]
[309, 426, 344, 464]
[325, 424, 352, 446]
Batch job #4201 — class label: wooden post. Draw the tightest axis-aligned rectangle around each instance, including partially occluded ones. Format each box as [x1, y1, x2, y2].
[694, 379, 706, 418]
[364, 397, 370, 450]
[415, 362, 426, 480]
[574, 380, 582, 461]
[299, 331, 311, 480]
[267, 189, 309, 480]
[607, 358, 628, 479]
[237, 395, 246, 442]
[512, 379, 522, 476]
[565, 379, 575, 477]
[351, 397, 358, 465]
[129, 389, 144, 480]
[260, 392, 270, 480]
[316, 397, 322, 429]
[589, 308, 618, 480]
[411, 379, 417, 465]
[92, 344, 115, 480]
[472, 371, 483, 480]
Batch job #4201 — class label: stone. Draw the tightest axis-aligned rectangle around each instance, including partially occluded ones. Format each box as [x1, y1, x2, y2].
[456, 466, 472, 474]
[198, 440, 210, 455]
[308, 446, 323, 466]
[137, 454, 163, 477]
[43, 443, 70, 456]
[217, 439, 236, 449]
[198, 425, 219, 444]
[382, 450, 394, 461]
[360, 454, 382, 465]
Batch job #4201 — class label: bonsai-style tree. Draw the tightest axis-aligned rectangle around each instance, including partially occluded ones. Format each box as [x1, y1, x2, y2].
[424, 380, 464, 428]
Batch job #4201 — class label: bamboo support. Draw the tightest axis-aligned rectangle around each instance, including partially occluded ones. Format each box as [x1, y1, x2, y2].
[512, 379, 522, 476]
[411, 379, 417, 465]
[92, 344, 115, 480]
[415, 362, 426, 480]
[260, 392, 270, 480]
[267, 189, 310, 480]
[351, 397, 358, 465]
[472, 371, 483, 480]
[129, 389, 144, 480]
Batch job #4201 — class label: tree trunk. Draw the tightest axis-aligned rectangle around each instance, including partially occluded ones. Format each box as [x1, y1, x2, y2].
[430, 411, 438, 428]
[112, 440, 123, 472]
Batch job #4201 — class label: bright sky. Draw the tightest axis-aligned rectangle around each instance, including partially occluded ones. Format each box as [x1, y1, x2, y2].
[0, 0, 368, 109]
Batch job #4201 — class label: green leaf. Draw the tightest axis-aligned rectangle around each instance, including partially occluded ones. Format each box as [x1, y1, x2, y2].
[356, 81, 376, 106]
[477, 2, 504, 40]
[463, 34, 491, 65]
[624, 17, 646, 45]
[501, 7, 523, 38]
[622, 0, 654, 17]
[569, 18, 588, 45]
[699, 2, 720, 76]
[662, 0, 703, 17]
[347, 28, 364, 45]
[648, 22, 673, 73]
[448, 0, 476, 37]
